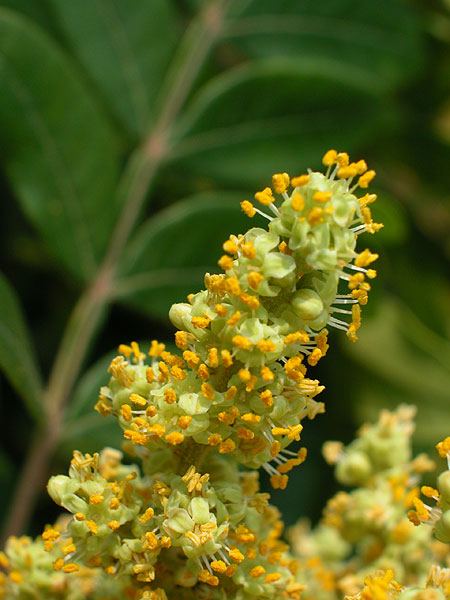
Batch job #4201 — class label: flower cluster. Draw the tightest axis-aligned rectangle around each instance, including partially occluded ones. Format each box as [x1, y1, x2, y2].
[0, 150, 389, 599]
[288, 406, 450, 600]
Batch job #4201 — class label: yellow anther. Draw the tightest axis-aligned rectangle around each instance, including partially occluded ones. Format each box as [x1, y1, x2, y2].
[272, 172, 290, 194]
[225, 385, 237, 400]
[238, 368, 251, 382]
[223, 239, 238, 254]
[89, 494, 104, 505]
[191, 316, 211, 329]
[270, 441, 281, 457]
[337, 164, 358, 179]
[178, 415, 192, 429]
[239, 292, 260, 309]
[198, 363, 210, 380]
[146, 367, 155, 383]
[247, 271, 264, 290]
[139, 508, 155, 523]
[215, 303, 228, 317]
[232, 335, 252, 350]
[208, 434, 223, 446]
[288, 424, 303, 441]
[229, 548, 245, 563]
[130, 393, 147, 406]
[237, 426, 254, 440]
[221, 349, 233, 367]
[436, 437, 450, 458]
[108, 520, 120, 531]
[265, 573, 281, 583]
[146, 405, 157, 417]
[241, 413, 261, 424]
[86, 521, 98, 535]
[62, 542, 76, 555]
[183, 350, 200, 368]
[291, 174, 310, 187]
[226, 277, 241, 295]
[74, 512, 86, 520]
[322, 149, 338, 166]
[313, 190, 332, 203]
[307, 348, 322, 366]
[118, 344, 132, 357]
[218, 255, 234, 271]
[227, 311, 242, 326]
[366, 269, 377, 279]
[279, 241, 292, 254]
[211, 560, 227, 573]
[201, 382, 215, 400]
[250, 565, 266, 578]
[270, 474, 288, 489]
[53, 558, 65, 571]
[165, 432, 184, 445]
[421, 486, 439, 498]
[308, 206, 323, 225]
[120, 404, 132, 421]
[358, 169, 376, 188]
[149, 340, 166, 358]
[255, 187, 274, 206]
[291, 192, 304, 211]
[207, 347, 219, 368]
[355, 159, 367, 174]
[175, 330, 189, 349]
[272, 427, 289, 436]
[261, 366, 274, 381]
[260, 389, 273, 407]
[171, 365, 186, 380]
[219, 438, 236, 454]
[256, 339, 276, 353]
[241, 200, 256, 217]
[163, 388, 177, 404]
[109, 498, 120, 510]
[42, 528, 61, 542]
[336, 152, 349, 167]
[355, 248, 379, 267]
[241, 242, 256, 259]
[62, 563, 80, 573]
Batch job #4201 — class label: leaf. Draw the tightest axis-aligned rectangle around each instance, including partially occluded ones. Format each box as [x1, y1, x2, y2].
[0, 9, 120, 281]
[224, 0, 423, 92]
[0, 272, 43, 420]
[49, 0, 179, 138]
[170, 58, 394, 186]
[345, 297, 450, 445]
[117, 191, 261, 320]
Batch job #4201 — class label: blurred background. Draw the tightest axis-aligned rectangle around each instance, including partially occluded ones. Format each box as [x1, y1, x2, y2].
[0, 0, 449, 539]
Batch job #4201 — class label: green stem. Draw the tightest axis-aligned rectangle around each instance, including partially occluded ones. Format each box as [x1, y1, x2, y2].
[3, 0, 229, 541]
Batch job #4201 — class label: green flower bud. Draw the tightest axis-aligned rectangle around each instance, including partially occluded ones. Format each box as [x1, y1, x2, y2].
[291, 289, 324, 321]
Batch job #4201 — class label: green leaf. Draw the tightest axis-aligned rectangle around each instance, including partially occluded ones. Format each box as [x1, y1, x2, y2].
[117, 191, 261, 320]
[345, 297, 450, 445]
[50, 0, 179, 138]
[0, 272, 43, 420]
[224, 0, 423, 92]
[0, 9, 120, 281]
[170, 58, 394, 186]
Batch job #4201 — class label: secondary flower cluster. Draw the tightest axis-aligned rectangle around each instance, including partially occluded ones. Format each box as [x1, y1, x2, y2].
[288, 406, 450, 600]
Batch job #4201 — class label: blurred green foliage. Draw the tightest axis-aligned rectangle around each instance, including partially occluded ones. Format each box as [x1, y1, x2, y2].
[0, 0, 448, 537]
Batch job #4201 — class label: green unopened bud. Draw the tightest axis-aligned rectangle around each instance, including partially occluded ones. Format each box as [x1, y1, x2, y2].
[164, 508, 194, 534]
[292, 289, 324, 321]
[335, 451, 372, 486]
